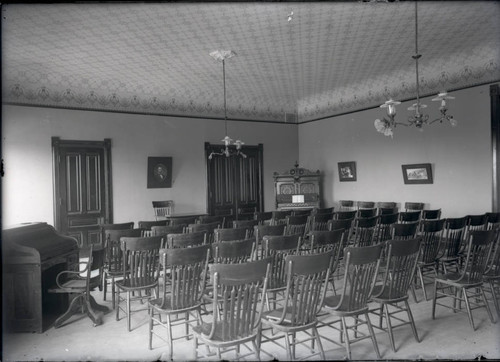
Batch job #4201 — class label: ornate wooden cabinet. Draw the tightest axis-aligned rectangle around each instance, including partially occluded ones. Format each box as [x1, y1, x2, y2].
[273, 164, 321, 211]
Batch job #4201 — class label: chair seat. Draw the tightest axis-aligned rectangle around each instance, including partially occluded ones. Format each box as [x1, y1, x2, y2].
[149, 296, 201, 313]
[370, 285, 408, 302]
[262, 307, 318, 330]
[435, 272, 483, 287]
[193, 321, 259, 344]
[323, 294, 369, 315]
[116, 277, 157, 290]
[49, 279, 86, 293]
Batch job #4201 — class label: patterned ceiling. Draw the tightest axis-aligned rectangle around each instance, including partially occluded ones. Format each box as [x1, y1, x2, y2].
[2, 2, 500, 123]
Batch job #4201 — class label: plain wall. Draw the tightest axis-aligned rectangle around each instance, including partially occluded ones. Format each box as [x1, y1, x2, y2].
[298, 84, 494, 218]
[2, 105, 298, 227]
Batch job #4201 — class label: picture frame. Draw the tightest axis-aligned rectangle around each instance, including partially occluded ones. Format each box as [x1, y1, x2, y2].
[147, 157, 172, 188]
[402, 163, 433, 184]
[338, 161, 357, 182]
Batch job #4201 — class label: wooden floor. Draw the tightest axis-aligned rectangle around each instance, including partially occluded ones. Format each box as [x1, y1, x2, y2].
[3, 281, 500, 361]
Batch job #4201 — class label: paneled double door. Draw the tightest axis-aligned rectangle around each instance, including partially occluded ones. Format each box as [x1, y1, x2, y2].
[205, 142, 264, 221]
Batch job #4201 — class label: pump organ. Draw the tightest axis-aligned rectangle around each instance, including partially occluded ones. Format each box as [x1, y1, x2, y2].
[273, 164, 321, 211]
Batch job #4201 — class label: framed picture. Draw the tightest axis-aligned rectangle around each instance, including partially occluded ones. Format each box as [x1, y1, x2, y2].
[402, 163, 433, 184]
[338, 161, 357, 182]
[147, 157, 172, 188]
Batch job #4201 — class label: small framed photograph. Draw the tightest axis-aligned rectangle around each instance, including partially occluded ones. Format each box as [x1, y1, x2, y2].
[402, 163, 433, 184]
[147, 157, 172, 188]
[338, 161, 357, 182]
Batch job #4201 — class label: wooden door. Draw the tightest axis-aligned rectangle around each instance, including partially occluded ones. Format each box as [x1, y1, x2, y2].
[206, 143, 263, 221]
[52, 138, 112, 249]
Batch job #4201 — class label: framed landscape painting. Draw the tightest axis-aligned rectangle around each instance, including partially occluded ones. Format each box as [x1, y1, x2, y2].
[402, 163, 433, 184]
[338, 161, 357, 182]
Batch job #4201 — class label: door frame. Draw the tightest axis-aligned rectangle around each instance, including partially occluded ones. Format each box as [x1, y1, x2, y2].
[52, 137, 113, 231]
[205, 142, 264, 217]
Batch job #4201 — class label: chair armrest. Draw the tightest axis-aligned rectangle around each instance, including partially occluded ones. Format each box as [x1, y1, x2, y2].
[55, 261, 89, 288]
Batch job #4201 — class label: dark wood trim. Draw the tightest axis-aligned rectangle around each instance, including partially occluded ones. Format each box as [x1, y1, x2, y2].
[257, 143, 264, 213]
[491, 84, 500, 212]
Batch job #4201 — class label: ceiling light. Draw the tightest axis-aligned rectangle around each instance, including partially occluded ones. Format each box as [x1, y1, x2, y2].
[208, 50, 246, 160]
[374, 1, 456, 137]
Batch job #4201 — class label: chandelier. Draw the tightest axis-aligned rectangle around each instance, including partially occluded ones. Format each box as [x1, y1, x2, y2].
[374, 1, 456, 137]
[208, 50, 246, 159]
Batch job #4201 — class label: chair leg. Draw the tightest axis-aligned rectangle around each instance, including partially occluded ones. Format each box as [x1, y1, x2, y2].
[103, 276, 108, 301]
[432, 280, 438, 319]
[341, 317, 351, 360]
[115, 288, 120, 321]
[384, 304, 396, 352]
[54, 294, 84, 328]
[489, 280, 500, 317]
[418, 266, 427, 301]
[88, 293, 109, 313]
[480, 286, 495, 323]
[251, 339, 261, 361]
[127, 291, 131, 332]
[365, 312, 381, 358]
[84, 295, 104, 326]
[313, 326, 325, 359]
[462, 288, 476, 330]
[284, 332, 293, 361]
[166, 314, 173, 360]
[148, 308, 154, 350]
[404, 299, 419, 343]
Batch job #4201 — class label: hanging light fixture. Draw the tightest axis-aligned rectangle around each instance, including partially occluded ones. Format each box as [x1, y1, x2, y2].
[208, 50, 246, 160]
[374, 1, 456, 137]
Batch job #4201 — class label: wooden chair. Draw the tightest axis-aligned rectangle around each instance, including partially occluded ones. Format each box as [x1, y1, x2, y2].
[374, 213, 399, 244]
[197, 215, 225, 228]
[486, 212, 500, 231]
[48, 245, 109, 328]
[186, 222, 220, 244]
[432, 230, 496, 330]
[338, 200, 355, 211]
[398, 211, 421, 224]
[318, 244, 383, 360]
[421, 209, 442, 221]
[404, 202, 424, 212]
[416, 219, 445, 301]
[352, 216, 378, 247]
[211, 238, 256, 264]
[254, 211, 273, 225]
[152, 200, 174, 220]
[148, 244, 210, 358]
[370, 238, 422, 352]
[271, 210, 293, 225]
[308, 229, 345, 292]
[357, 201, 375, 210]
[291, 209, 311, 216]
[377, 202, 397, 210]
[166, 231, 206, 249]
[150, 224, 185, 237]
[483, 230, 500, 318]
[357, 208, 377, 218]
[334, 210, 357, 220]
[260, 251, 332, 360]
[284, 215, 309, 236]
[102, 228, 143, 308]
[138, 220, 168, 236]
[167, 216, 198, 226]
[462, 214, 488, 252]
[307, 213, 334, 233]
[213, 227, 248, 242]
[261, 234, 303, 310]
[378, 206, 399, 215]
[115, 236, 162, 331]
[436, 216, 467, 274]
[391, 221, 419, 240]
[327, 218, 355, 246]
[193, 258, 271, 360]
[99, 222, 134, 244]
[232, 219, 258, 238]
[254, 223, 286, 258]
[312, 206, 335, 215]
